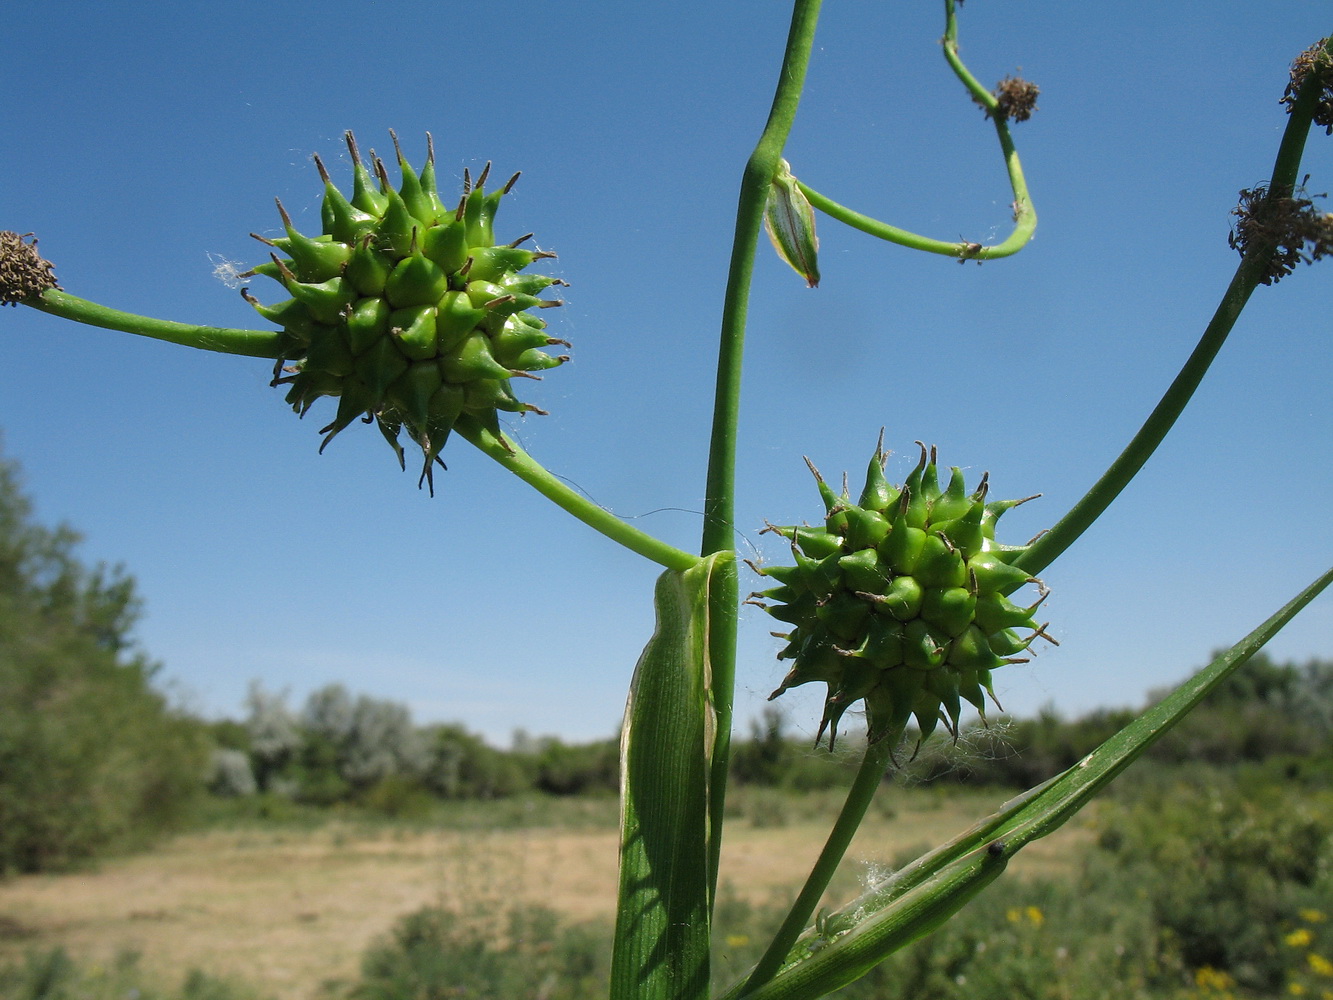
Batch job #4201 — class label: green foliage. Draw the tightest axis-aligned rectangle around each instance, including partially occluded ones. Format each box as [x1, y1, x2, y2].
[1146, 652, 1333, 765]
[240, 683, 432, 808]
[1094, 766, 1333, 993]
[422, 723, 529, 799]
[218, 686, 624, 808]
[339, 772, 1331, 1000]
[726, 652, 1333, 795]
[718, 773, 1332, 999]
[523, 734, 619, 796]
[0, 948, 263, 1000]
[353, 904, 610, 1000]
[0, 446, 208, 873]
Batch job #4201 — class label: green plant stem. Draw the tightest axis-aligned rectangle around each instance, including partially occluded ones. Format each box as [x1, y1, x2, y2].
[454, 416, 698, 572]
[702, 0, 824, 907]
[1014, 37, 1331, 576]
[740, 733, 896, 994]
[29, 289, 288, 358]
[795, 0, 1036, 261]
[26, 291, 699, 574]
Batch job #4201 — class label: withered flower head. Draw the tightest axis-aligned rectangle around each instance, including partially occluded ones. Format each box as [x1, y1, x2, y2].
[0, 231, 59, 306]
[987, 76, 1040, 123]
[1281, 38, 1333, 135]
[1229, 184, 1333, 285]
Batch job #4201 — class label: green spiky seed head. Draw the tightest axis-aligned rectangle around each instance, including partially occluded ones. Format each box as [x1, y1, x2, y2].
[750, 438, 1054, 750]
[242, 131, 569, 492]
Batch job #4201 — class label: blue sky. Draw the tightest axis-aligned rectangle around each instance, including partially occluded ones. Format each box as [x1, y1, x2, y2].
[3, 3, 1330, 746]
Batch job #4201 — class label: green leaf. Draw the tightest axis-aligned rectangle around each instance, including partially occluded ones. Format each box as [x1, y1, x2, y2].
[722, 565, 1333, 1000]
[611, 551, 731, 1000]
[763, 159, 820, 287]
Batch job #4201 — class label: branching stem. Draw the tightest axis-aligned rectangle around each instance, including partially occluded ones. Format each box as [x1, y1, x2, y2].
[702, 0, 825, 908]
[29, 289, 288, 358]
[740, 734, 897, 993]
[454, 416, 699, 573]
[1015, 32, 1333, 576]
[796, 0, 1036, 261]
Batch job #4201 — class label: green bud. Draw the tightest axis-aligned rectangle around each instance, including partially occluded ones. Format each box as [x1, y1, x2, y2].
[763, 158, 820, 287]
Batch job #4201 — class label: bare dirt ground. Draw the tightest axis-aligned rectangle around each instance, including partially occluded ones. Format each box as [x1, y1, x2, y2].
[0, 795, 1093, 1000]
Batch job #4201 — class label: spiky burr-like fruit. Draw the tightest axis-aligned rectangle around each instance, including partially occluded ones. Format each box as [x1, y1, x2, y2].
[749, 439, 1054, 749]
[242, 131, 569, 492]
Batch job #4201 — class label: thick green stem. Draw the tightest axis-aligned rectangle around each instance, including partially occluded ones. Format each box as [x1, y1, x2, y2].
[796, 0, 1036, 261]
[29, 289, 288, 358]
[455, 416, 699, 573]
[702, 0, 825, 907]
[740, 734, 896, 993]
[1015, 34, 1331, 576]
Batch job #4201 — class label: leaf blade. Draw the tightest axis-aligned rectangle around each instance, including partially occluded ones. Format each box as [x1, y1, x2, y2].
[611, 552, 730, 1000]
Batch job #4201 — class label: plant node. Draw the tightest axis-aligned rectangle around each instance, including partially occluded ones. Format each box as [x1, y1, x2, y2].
[0, 231, 60, 306]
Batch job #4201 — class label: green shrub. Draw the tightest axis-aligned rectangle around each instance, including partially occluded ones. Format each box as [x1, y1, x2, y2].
[0, 948, 262, 1000]
[1094, 766, 1333, 993]
[0, 448, 208, 873]
[353, 904, 610, 1000]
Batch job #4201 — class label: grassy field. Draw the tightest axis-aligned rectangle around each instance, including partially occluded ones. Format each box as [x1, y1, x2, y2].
[0, 787, 1094, 1000]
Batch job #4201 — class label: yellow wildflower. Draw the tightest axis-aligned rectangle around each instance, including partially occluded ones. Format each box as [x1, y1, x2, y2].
[1290, 929, 1316, 948]
[1195, 966, 1234, 990]
[1025, 906, 1045, 928]
[1308, 953, 1333, 977]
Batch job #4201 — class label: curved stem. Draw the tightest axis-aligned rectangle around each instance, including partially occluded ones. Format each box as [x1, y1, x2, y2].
[454, 416, 699, 573]
[28, 288, 289, 359]
[796, 0, 1037, 262]
[703, 0, 825, 907]
[1015, 33, 1332, 576]
[740, 734, 897, 993]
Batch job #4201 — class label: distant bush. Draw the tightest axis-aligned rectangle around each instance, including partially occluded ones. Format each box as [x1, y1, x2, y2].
[240, 683, 433, 806]
[727, 652, 1333, 794]
[422, 723, 529, 799]
[353, 904, 610, 1000]
[206, 749, 257, 798]
[0, 448, 208, 873]
[0, 948, 263, 1000]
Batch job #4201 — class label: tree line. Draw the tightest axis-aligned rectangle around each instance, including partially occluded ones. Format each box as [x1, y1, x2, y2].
[3, 441, 1331, 874]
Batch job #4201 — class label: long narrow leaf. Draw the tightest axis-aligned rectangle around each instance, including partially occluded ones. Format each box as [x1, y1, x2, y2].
[723, 565, 1333, 1000]
[612, 552, 730, 1000]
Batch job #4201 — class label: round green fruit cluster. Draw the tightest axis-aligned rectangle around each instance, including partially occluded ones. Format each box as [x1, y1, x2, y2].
[242, 131, 568, 492]
[751, 439, 1053, 749]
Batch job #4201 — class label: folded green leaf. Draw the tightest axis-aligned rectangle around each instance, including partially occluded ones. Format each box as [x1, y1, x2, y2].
[763, 159, 821, 287]
[612, 551, 731, 1000]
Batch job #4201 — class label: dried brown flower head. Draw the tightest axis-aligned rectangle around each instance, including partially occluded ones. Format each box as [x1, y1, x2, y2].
[988, 76, 1040, 123]
[1228, 184, 1333, 285]
[0, 231, 60, 306]
[1281, 38, 1333, 135]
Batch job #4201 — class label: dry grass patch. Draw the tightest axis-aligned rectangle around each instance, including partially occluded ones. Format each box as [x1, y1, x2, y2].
[0, 791, 1093, 1000]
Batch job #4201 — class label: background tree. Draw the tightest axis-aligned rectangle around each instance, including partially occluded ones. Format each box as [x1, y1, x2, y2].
[0, 441, 207, 873]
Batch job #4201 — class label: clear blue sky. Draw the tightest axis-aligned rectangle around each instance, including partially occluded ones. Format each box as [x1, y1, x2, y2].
[3, 3, 1330, 746]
